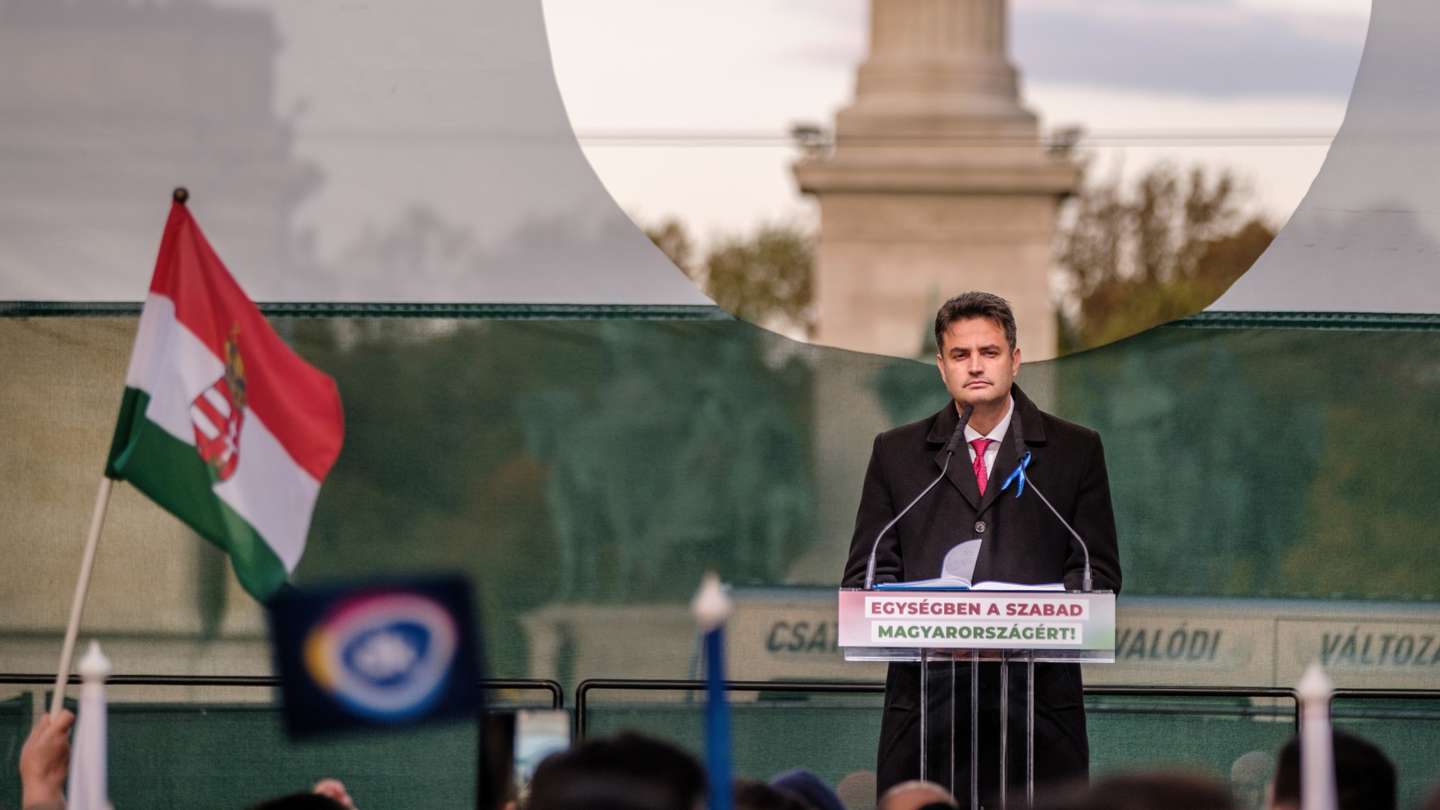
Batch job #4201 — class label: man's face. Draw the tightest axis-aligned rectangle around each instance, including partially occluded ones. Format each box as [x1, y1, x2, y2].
[936, 317, 1020, 409]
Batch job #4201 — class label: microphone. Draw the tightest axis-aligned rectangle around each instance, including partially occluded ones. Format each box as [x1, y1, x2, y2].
[941, 406, 971, 456]
[1004, 456, 1094, 592]
[864, 403, 974, 589]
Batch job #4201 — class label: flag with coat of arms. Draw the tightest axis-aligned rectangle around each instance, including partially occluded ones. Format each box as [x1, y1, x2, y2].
[105, 191, 344, 601]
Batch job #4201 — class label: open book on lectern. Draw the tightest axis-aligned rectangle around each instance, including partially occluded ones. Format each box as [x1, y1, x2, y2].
[872, 538, 1064, 591]
[876, 580, 1063, 591]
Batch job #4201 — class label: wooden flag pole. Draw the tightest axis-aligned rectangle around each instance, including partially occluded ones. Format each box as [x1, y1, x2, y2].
[51, 189, 193, 714]
[50, 477, 115, 716]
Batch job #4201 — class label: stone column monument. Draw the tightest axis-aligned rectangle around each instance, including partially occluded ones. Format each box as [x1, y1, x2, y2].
[794, 0, 1078, 361]
[785, 0, 1077, 586]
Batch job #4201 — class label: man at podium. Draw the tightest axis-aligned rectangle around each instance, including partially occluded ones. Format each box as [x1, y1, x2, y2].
[841, 292, 1122, 803]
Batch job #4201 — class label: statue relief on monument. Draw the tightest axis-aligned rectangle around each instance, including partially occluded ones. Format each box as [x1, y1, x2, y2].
[795, 0, 1078, 361]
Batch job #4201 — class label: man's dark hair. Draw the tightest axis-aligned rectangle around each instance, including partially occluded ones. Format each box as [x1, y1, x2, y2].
[735, 778, 815, 810]
[248, 795, 345, 810]
[1273, 730, 1396, 810]
[527, 732, 706, 810]
[769, 768, 845, 810]
[933, 292, 1017, 353]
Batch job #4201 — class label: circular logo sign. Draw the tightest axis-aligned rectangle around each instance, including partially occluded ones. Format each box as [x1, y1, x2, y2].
[302, 592, 459, 721]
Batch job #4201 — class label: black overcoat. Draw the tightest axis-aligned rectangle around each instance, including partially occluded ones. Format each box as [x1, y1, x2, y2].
[841, 384, 1122, 804]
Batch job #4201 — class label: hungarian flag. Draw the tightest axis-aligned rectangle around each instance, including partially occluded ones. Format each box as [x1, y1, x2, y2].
[106, 195, 344, 601]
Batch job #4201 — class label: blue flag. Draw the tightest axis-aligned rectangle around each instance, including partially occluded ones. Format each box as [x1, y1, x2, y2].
[266, 575, 484, 738]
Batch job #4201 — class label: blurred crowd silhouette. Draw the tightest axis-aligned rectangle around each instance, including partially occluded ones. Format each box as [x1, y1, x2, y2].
[19, 714, 1435, 810]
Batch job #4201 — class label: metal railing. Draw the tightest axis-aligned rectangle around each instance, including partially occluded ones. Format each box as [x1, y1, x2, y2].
[0, 673, 565, 709]
[575, 679, 885, 738]
[7, 674, 1439, 738]
[1085, 686, 1299, 724]
[1332, 688, 1440, 702]
[574, 680, 1440, 739]
[1330, 688, 1440, 722]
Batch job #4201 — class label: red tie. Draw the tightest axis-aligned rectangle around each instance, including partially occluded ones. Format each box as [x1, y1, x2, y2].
[970, 438, 994, 495]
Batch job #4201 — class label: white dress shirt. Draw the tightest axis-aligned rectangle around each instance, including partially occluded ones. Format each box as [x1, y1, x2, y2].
[963, 395, 1014, 478]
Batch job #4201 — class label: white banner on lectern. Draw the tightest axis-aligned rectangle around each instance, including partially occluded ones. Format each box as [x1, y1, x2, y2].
[869, 620, 1085, 647]
[837, 589, 1117, 662]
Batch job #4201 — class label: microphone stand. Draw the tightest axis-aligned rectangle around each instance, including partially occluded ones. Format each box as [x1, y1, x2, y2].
[1009, 472, 1093, 593]
[863, 403, 974, 590]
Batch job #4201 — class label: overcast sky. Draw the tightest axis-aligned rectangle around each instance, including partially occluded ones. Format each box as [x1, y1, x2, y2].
[542, 0, 1371, 245]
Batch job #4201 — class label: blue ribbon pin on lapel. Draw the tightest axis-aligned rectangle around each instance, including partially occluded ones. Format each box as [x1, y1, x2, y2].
[1001, 451, 1032, 497]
